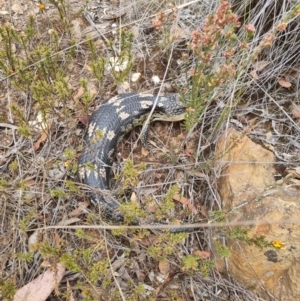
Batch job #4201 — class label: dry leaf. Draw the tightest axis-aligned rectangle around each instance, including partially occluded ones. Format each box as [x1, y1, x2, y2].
[159, 260, 170, 275]
[199, 205, 209, 218]
[41, 260, 52, 268]
[68, 200, 89, 217]
[252, 60, 269, 72]
[84, 64, 93, 72]
[56, 217, 81, 226]
[136, 271, 146, 282]
[28, 231, 39, 253]
[133, 235, 160, 247]
[290, 168, 300, 178]
[184, 147, 194, 157]
[73, 86, 85, 102]
[256, 224, 271, 236]
[266, 131, 273, 141]
[284, 74, 291, 82]
[291, 104, 300, 119]
[283, 68, 298, 78]
[130, 192, 138, 203]
[145, 201, 157, 213]
[33, 131, 48, 151]
[278, 79, 291, 88]
[79, 114, 89, 125]
[250, 61, 270, 79]
[25, 179, 35, 186]
[13, 263, 65, 301]
[192, 171, 206, 178]
[193, 250, 211, 259]
[134, 237, 151, 247]
[250, 70, 259, 80]
[54, 231, 62, 246]
[289, 68, 298, 77]
[285, 170, 300, 181]
[141, 146, 149, 156]
[173, 194, 197, 214]
[290, 178, 300, 185]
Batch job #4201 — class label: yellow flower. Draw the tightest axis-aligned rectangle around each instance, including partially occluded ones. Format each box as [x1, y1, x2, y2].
[38, 3, 45, 11]
[272, 240, 285, 249]
[64, 160, 71, 167]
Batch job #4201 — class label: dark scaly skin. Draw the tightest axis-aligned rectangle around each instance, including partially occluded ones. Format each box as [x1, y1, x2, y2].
[78, 93, 190, 231]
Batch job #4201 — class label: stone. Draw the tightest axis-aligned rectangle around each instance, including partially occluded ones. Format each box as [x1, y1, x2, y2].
[215, 128, 300, 300]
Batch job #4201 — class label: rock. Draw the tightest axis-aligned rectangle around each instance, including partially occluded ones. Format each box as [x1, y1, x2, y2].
[11, 3, 24, 15]
[216, 128, 275, 211]
[215, 128, 300, 301]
